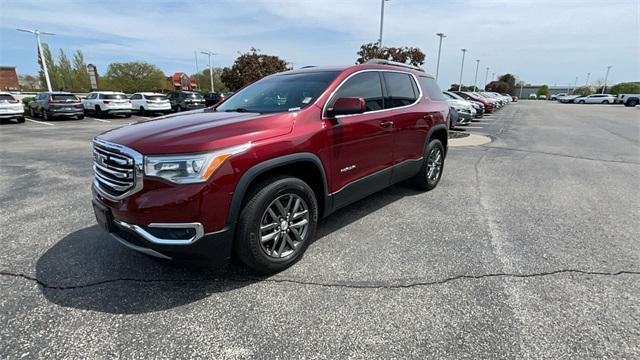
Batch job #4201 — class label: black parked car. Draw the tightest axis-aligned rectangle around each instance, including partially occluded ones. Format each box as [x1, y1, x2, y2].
[28, 92, 84, 120]
[203, 92, 224, 107]
[167, 91, 205, 112]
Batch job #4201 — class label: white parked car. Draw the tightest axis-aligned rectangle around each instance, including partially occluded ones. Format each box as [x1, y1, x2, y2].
[538, 95, 547, 100]
[442, 91, 475, 125]
[82, 91, 132, 117]
[616, 93, 640, 107]
[0, 92, 25, 123]
[529, 93, 537, 100]
[130, 92, 172, 115]
[574, 94, 616, 104]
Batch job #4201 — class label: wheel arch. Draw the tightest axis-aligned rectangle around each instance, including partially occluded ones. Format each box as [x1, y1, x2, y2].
[428, 124, 448, 158]
[226, 153, 330, 230]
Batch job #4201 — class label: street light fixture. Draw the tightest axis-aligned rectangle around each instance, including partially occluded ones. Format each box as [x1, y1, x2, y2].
[434, 33, 446, 83]
[483, 67, 490, 91]
[200, 51, 217, 92]
[378, 0, 390, 47]
[473, 59, 480, 92]
[602, 66, 612, 94]
[457, 49, 467, 91]
[16, 28, 55, 92]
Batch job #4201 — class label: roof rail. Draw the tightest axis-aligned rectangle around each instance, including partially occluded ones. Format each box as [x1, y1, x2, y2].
[300, 65, 317, 69]
[365, 59, 424, 72]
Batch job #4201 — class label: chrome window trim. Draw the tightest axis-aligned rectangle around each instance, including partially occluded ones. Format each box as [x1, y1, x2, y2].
[92, 138, 144, 201]
[321, 69, 424, 119]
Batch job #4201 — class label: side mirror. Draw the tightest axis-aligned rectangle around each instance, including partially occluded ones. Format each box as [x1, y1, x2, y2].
[326, 97, 366, 118]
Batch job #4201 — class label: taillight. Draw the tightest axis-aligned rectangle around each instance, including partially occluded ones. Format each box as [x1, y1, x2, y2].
[103, 100, 111, 104]
[48, 98, 54, 103]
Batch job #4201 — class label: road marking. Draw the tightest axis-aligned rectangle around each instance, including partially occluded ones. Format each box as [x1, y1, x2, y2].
[138, 116, 151, 120]
[26, 118, 54, 126]
[89, 118, 111, 123]
[464, 126, 484, 129]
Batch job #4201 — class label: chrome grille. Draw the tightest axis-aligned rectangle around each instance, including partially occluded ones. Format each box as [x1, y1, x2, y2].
[92, 139, 143, 200]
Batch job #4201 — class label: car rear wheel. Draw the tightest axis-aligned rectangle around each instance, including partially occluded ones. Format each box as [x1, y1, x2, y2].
[17, 116, 25, 123]
[77, 114, 84, 120]
[177, 105, 183, 112]
[235, 176, 318, 274]
[413, 138, 445, 191]
[625, 99, 638, 107]
[579, 100, 585, 104]
[95, 105, 103, 118]
[29, 108, 36, 118]
[602, 100, 609, 104]
[42, 110, 49, 121]
[139, 106, 146, 116]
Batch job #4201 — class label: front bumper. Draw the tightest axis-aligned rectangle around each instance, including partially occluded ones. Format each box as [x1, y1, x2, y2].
[93, 198, 233, 261]
[105, 108, 132, 115]
[49, 108, 83, 117]
[0, 111, 24, 119]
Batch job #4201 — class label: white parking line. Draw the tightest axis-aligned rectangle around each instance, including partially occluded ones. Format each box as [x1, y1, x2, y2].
[89, 118, 111, 123]
[26, 118, 54, 126]
[464, 126, 484, 129]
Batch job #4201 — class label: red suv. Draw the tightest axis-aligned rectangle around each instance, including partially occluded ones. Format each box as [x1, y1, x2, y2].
[92, 60, 449, 273]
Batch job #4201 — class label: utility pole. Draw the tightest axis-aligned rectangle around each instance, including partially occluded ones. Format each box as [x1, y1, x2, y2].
[434, 33, 446, 83]
[483, 67, 490, 91]
[457, 49, 467, 91]
[200, 51, 217, 93]
[602, 66, 612, 94]
[585, 72, 591, 86]
[194, 50, 199, 74]
[17, 28, 55, 92]
[572, 76, 578, 94]
[378, 0, 389, 47]
[472, 59, 480, 92]
[519, 82, 524, 99]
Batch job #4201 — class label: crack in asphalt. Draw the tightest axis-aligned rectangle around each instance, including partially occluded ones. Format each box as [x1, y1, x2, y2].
[1, 269, 638, 291]
[480, 145, 640, 165]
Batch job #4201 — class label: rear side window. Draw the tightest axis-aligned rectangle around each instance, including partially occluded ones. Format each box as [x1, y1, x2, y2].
[0, 94, 17, 101]
[328, 71, 384, 112]
[51, 94, 78, 101]
[383, 72, 418, 108]
[146, 95, 167, 100]
[418, 77, 446, 101]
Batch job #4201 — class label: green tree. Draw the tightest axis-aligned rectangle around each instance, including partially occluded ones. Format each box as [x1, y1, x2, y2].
[536, 85, 550, 97]
[486, 81, 510, 93]
[498, 74, 516, 95]
[448, 84, 475, 91]
[192, 68, 228, 93]
[221, 48, 288, 91]
[356, 42, 425, 66]
[101, 61, 166, 93]
[608, 82, 640, 95]
[57, 49, 73, 91]
[18, 74, 41, 91]
[573, 86, 593, 96]
[72, 50, 90, 92]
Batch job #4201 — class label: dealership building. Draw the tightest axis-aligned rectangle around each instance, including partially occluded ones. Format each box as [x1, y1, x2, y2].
[517, 84, 575, 98]
[0, 66, 20, 91]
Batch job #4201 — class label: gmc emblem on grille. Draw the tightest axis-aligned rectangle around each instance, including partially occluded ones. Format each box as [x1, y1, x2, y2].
[94, 152, 108, 166]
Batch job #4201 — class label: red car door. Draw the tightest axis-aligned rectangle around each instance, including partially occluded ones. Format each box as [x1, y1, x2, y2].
[323, 71, 394, 208]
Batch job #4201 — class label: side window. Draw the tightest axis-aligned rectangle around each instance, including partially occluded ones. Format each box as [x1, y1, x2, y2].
[327, 71, 384, 112]
[132, 94, 140, 100]
[383, 72, 418, 108]
[418, 77, 446, 101]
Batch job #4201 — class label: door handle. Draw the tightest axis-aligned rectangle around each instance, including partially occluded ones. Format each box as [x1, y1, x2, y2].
[380, 120, 394, 128]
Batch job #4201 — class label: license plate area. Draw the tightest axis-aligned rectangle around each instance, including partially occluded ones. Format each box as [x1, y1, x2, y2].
[92, 200, 113, 232]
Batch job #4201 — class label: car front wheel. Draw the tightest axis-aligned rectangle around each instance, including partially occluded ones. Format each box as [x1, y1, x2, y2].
[235, 176, 318, 274]
[413, 138, 445, 191]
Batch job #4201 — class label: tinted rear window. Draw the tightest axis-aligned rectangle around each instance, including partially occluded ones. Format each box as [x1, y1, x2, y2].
[185, 93, 203, 99]
[383, 72, 418, 108]
[145, 95, 167, 100]
[0, 94, 17, 101]
[418, 77, 446, 101]
[103, 94, 127, 100]
[52, 94, 78, 101]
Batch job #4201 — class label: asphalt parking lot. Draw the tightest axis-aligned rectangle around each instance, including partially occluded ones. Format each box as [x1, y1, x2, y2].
[1, 102, 638, 359]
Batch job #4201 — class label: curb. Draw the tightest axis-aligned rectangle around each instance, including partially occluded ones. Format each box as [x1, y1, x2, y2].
[449, 133, 492, 147]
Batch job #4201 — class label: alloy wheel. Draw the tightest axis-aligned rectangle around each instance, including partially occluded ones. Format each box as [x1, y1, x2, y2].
[426, 147, 443, 182]
[259, 193, 310, 259]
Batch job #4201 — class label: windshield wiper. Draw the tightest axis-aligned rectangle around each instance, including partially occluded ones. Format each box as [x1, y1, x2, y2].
[224, 107, 256, 113]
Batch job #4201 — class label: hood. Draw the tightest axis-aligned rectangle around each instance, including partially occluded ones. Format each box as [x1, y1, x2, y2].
[97, 109, 294, 154]
[446, 99, 472, 110]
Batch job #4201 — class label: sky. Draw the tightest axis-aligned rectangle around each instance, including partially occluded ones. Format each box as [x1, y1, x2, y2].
[1, 0, 638, 89]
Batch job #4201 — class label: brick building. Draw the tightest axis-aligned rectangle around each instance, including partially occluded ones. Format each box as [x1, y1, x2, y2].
[0, 66, 20, 91]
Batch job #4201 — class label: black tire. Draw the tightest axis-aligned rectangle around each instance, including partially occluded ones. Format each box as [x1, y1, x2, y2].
[625, 99, 638, 107]
[412, 138, 445, 191]
[234, 176, 318, 274]
[17, 116, 25, 123]
[139, 106, 146, 116]
[176, 105, 183, 112]
[29, 107, 36, 118]
[602, 100, 609, 104]
[42, 110, 49, 121]
[77, 114, 85, 120]
[124, 113, 131, 118]
[95, 105, 103, 118]
[579, 100, 585, 104]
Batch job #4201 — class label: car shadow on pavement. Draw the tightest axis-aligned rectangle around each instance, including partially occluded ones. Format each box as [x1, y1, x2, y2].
[36, 184, 423, 314]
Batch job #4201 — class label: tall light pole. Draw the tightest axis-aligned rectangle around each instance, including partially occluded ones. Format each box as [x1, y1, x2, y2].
[457, 49, 467, 91]
[585, 72, 591, 86]
[378, 0, 390, 47]
[200, 51, 217, 93]
[434, 33, 446, 83]
[472, 59, 480, 92]
[602, 66, 612, 94]
[572, 76, 578, 94]
[483, 67, 490, 91]
[17, 28, 55, 92]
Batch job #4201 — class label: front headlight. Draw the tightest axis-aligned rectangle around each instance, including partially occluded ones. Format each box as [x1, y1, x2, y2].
[144, 142, 251, 184]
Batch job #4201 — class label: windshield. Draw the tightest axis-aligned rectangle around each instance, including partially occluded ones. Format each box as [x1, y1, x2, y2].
[216, 71, 341, 114]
